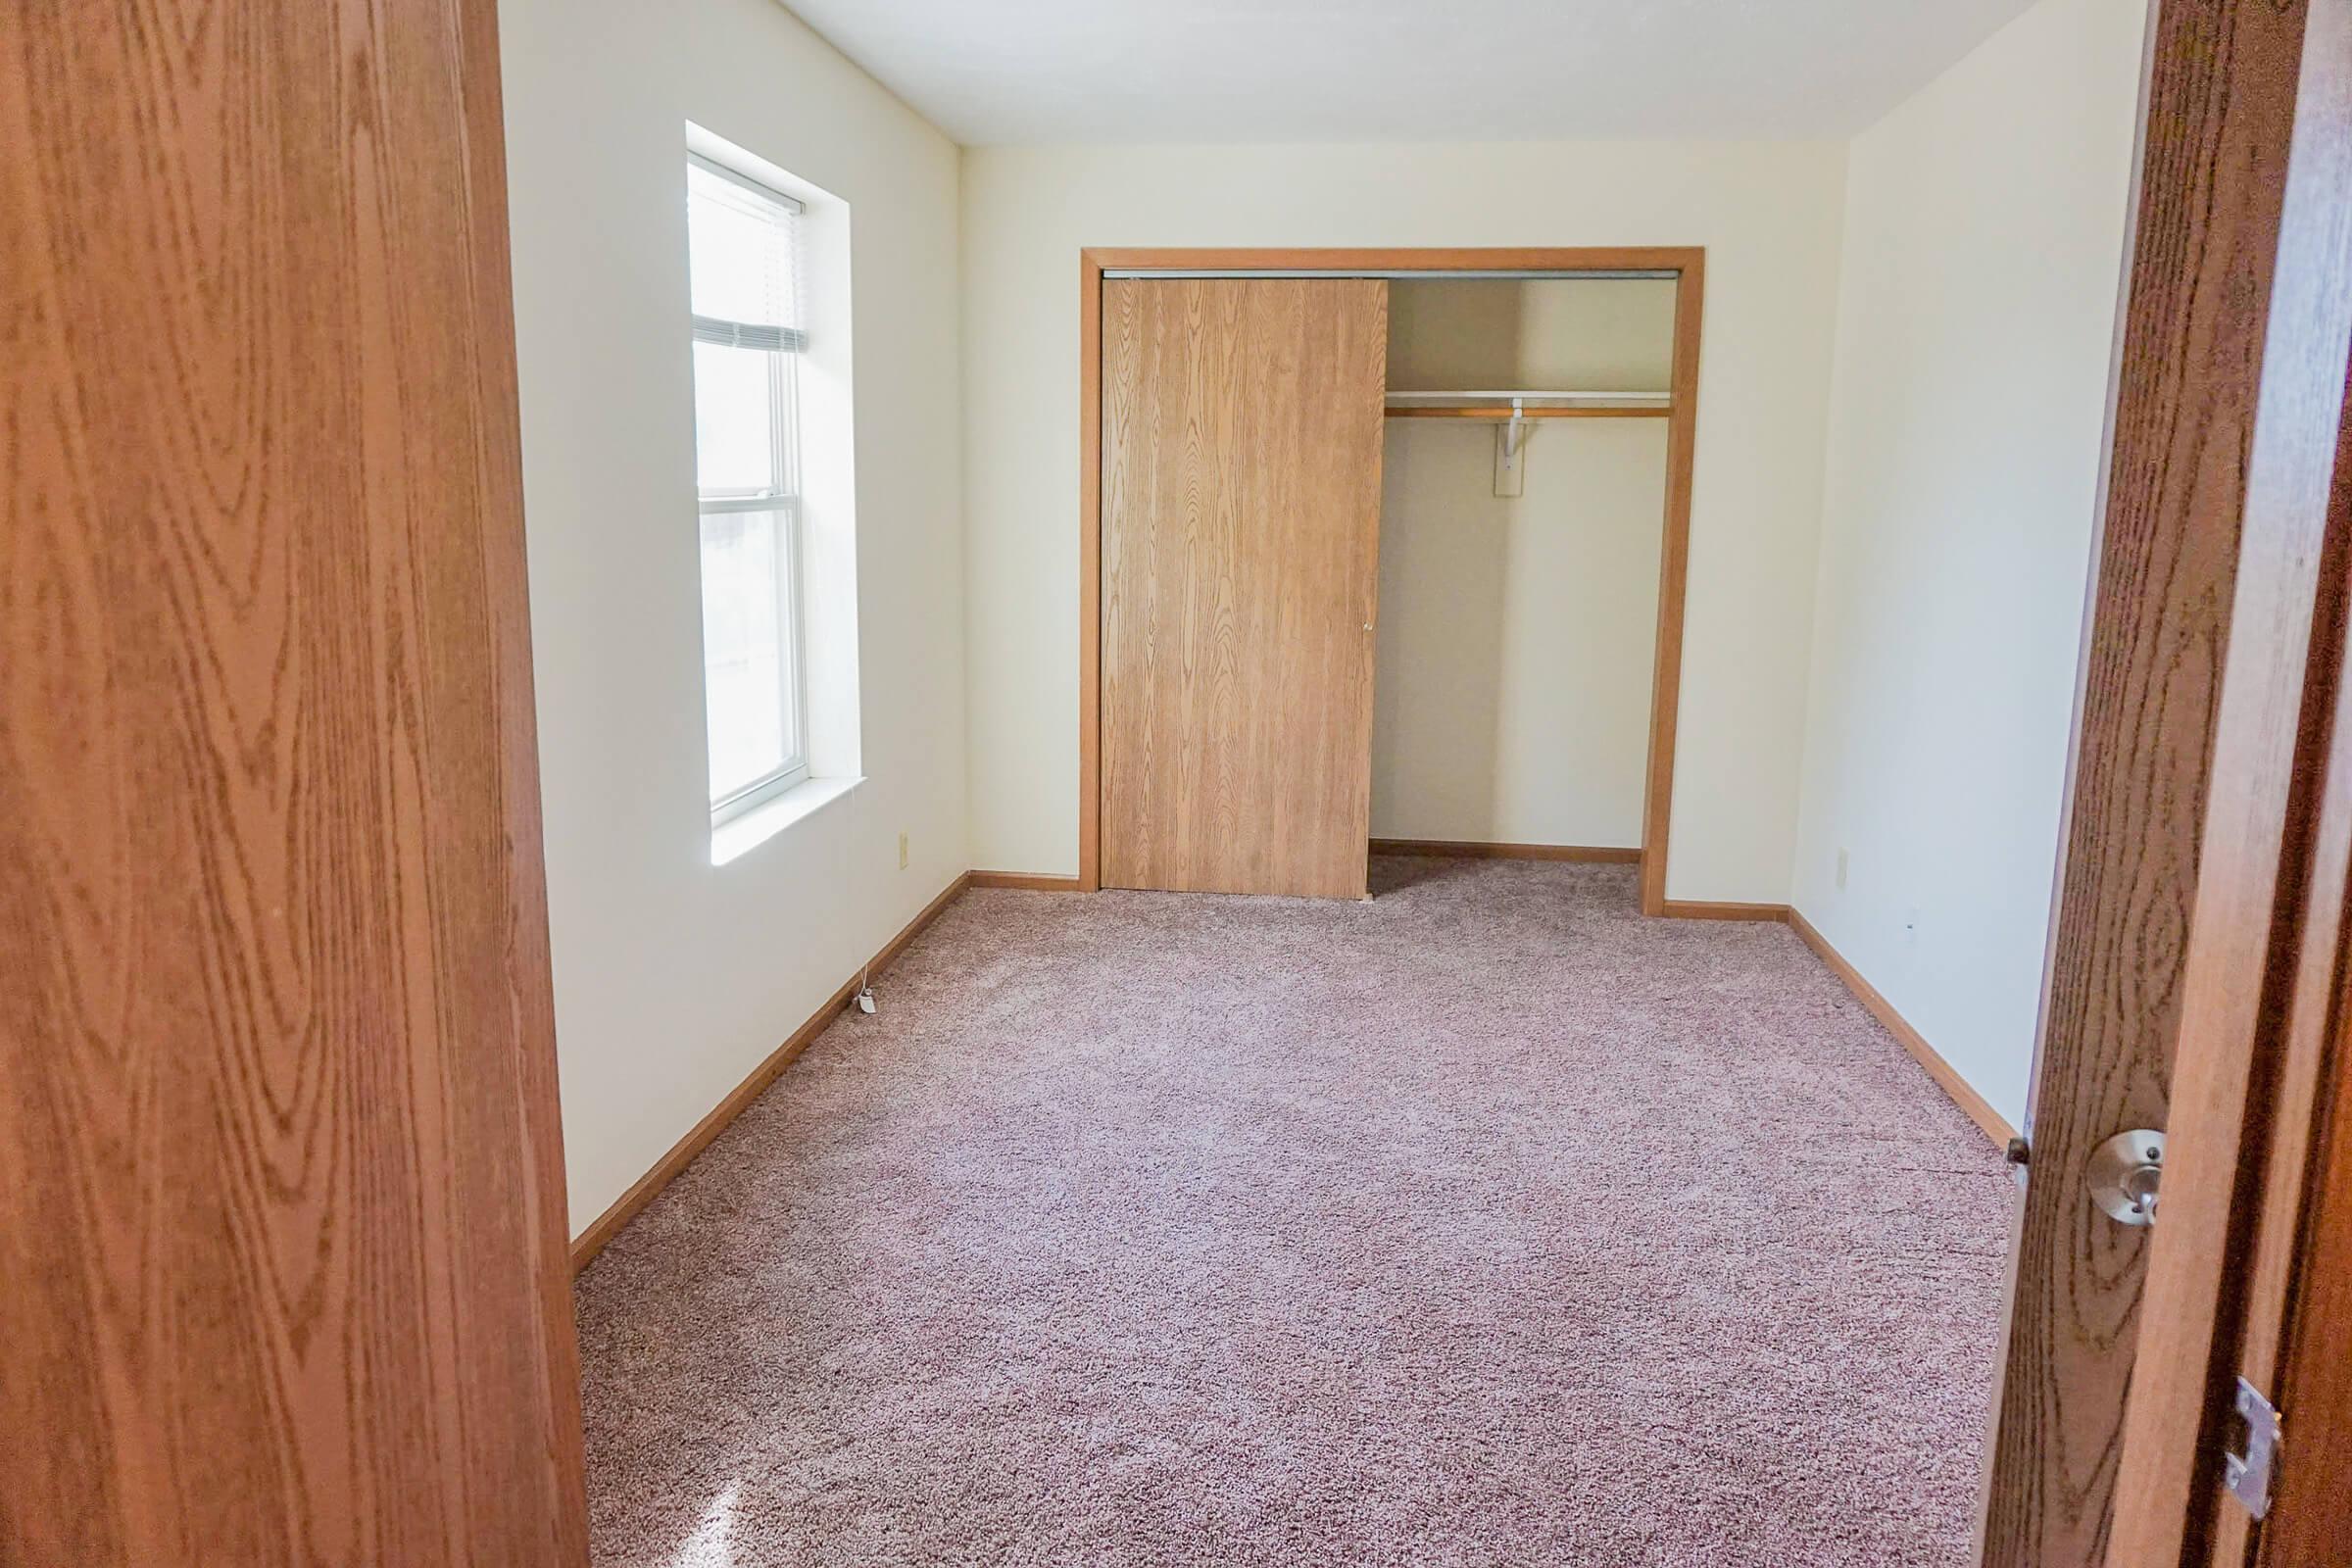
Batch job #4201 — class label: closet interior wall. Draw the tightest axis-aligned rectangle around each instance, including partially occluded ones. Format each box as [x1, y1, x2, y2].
[1372, 278, 1677, 856]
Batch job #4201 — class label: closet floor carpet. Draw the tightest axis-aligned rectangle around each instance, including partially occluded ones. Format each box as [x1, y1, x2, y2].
[575, 858, 2011, 1567]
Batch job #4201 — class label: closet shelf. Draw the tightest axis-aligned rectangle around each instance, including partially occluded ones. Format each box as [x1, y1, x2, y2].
[1383, 389, 1672, 419]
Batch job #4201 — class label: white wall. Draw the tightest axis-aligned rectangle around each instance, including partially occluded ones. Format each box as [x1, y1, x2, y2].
[494, 0, 2136, 1222]
[1387, 277, 1679, 392]
[962, 142, 1849, 899]
[1374, 280, 1672, 848]
[500, 0, 967, 1234]
[1790, 0, 2147, 1130]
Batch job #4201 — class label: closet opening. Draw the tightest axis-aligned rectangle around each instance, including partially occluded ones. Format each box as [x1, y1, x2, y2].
[1078, 249, 1703, 912]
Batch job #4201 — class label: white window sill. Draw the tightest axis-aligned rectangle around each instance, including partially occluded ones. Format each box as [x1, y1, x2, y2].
[711, 775, 863, 866]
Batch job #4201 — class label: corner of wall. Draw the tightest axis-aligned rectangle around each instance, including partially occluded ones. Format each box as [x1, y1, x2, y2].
[1784, 135, 1862, 921]
[1775, 0, 2149, 1137]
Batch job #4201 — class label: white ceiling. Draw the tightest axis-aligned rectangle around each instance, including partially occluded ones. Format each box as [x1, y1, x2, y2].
[781, 0, 2043, 145]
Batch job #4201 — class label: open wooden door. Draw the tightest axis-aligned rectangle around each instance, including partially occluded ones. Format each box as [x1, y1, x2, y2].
[1979, 1, 2325, 1562]
[1099, 277, 1387, 899]
[2101, 0, 2352, 1552]
[0, 2, 589, 1562]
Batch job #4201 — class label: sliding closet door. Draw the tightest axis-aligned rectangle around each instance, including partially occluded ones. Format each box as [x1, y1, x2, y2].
[1100, 277, 1387, 899]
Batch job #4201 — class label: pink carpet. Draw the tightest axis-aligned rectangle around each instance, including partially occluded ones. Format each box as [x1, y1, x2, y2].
[575, 858, 2012, 1566]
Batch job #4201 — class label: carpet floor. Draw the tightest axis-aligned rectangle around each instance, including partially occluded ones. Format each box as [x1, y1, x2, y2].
[575, 858, 2013, 1567]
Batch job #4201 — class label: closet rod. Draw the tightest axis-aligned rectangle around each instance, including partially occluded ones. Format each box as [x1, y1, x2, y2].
[1384, 390, 1673, 419]
[1386, 389, 1670, 403]
[1385, 406, 1670, 419]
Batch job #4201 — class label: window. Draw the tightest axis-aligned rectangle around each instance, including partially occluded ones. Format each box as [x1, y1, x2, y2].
[687, 153, 808, 821]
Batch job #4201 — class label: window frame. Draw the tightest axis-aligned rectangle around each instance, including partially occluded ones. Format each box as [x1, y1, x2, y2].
[686, 152, 812, 825]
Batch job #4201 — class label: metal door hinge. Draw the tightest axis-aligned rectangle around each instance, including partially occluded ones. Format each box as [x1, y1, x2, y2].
[2223, 1376, 2280, 1520]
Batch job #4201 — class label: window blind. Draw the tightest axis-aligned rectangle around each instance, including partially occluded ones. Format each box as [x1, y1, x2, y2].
[686, 154, 805, 343]
[686, 155, 805, 509]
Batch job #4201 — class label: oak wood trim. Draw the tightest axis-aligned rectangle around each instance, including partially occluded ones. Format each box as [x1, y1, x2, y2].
[2239, 366, 2352, 1568]
[463, 1, 593, 1547]
[1369, 838, 1642, 863]
[2262, 882, 2352, 1567]
[1788, 910, 2016, 1148]
[1086, 246, 1706, 273]
[969, 871, 1087, 891]
[1077, 247, 1702, 910]
[1642, 256, 1705, 916]
[1079, 250, 1104, 892]
[1654, 899, 1788, 922]
[2241, 341, 2352, 1568]
[568, 873, 972, 1273]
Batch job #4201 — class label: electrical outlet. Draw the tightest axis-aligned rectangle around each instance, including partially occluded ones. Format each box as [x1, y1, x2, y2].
[1836, 848, 1849, 891]
[898, 831, 909, 870]
[1902, 906, 1921, 948]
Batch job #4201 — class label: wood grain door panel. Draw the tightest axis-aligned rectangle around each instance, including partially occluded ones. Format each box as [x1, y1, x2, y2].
[0, 2, 588, 1561]
[1977, 2, 2310, 1560]
[2111, 2, 2352, 1548]
[2264, 912, 2352, 1565]
[1100, 278, 1387, 899]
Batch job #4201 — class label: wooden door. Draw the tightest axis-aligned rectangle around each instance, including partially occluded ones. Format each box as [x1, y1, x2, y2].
[2101, 0, 2352, 1551]
[0, 3, 589, 1564]
[1099, 278, 1388, 899]
[1974, 2, 2319, 1561]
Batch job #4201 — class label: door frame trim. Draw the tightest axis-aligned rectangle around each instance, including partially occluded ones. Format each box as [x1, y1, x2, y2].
[1076, 246, 1706, 913]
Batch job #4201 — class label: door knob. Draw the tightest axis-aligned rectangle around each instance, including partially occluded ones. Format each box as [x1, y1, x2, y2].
[2087, 1129, 2164, 1226]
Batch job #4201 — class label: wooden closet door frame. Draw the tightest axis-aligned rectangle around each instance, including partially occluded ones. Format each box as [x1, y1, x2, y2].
[1076, 247, 1707, 913]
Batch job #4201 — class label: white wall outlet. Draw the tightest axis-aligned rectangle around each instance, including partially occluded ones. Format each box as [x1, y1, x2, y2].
[1836, 848, 1849, 891]
[898, 831, 909, 870]
[1902, 906, 1921, 948]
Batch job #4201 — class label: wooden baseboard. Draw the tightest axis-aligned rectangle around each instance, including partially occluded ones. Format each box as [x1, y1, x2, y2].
[568, 871, 972, 1273]
[1370, 838, 1642, 863]
[1786, 906, 2014, 1148]
[968, 870, 1086, 891]
[1655, 898, 1792, 921]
